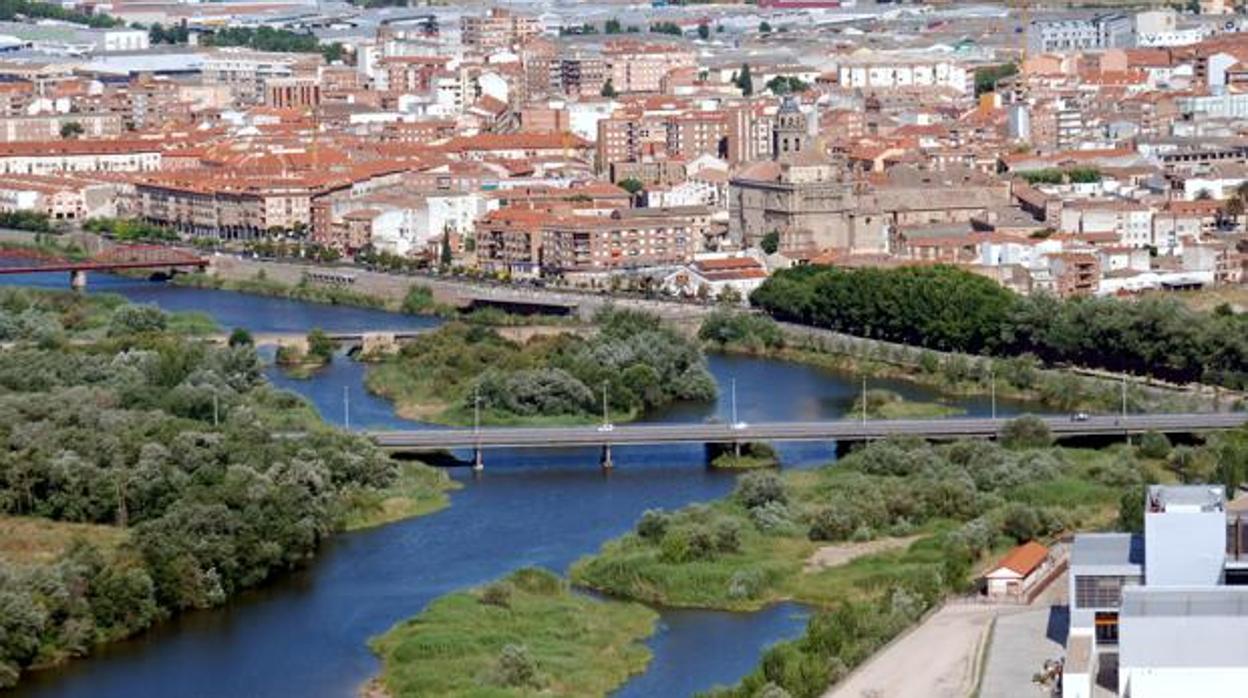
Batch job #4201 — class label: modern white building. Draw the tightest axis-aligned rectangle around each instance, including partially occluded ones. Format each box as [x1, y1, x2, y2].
[1065, 485, 1248, 698]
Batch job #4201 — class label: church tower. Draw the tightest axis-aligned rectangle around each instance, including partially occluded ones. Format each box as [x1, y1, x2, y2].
[772, 96, 806, 161]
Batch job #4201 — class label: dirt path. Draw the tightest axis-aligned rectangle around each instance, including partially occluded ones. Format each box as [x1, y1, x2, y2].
[803, 535, 923, 573]
[824, 602, 1001, 698]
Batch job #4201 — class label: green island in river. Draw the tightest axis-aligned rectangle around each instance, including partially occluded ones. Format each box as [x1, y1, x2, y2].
[0, 287, 455, 689]
[367, 568, 657, 698]
[364, 308, 717, 425]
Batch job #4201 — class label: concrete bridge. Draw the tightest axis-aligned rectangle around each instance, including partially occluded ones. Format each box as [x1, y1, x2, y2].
[365, 413, 1248, 470]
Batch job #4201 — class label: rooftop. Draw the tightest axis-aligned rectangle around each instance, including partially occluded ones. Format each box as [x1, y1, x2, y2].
[1147, 484, 1226, 514]
[1071, 532, 1143, 571]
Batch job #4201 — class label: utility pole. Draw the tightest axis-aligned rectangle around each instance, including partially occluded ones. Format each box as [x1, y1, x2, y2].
[861, 375, 868, 425]
[343, 386, 350, 430]
[602, 381, 609, 428]
[473, 385, 483, 472]
[731, 377, 738, 426]
[213, 392, 219, 428]
[989, 365, 997, 420]
[1121, 373, 1128, 420]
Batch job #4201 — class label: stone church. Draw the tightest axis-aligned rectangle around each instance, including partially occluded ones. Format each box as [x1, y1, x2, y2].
[728, 97, 888, 256]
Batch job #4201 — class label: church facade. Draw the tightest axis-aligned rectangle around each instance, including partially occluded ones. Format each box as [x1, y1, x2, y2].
[728, 97, 888, 256]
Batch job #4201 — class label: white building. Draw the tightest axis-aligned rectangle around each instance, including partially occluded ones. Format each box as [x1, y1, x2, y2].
[835, 52, 971, 95]
[0, 141, 161, 175]
[1065, 485, 1248, 698]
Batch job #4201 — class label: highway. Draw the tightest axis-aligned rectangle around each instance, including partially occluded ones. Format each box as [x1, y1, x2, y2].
[366, 413, 1248, 451]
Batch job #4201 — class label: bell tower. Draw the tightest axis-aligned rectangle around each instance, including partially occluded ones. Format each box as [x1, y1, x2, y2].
[772, 96, 806, 161]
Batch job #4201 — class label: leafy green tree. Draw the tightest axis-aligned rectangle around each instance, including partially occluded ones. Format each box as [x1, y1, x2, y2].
[760, 230, 780, 254]
[1117, 487, 1144, 533]
[306, 328, 334, 363]
[227, 328, 253, 347]
[736, 63, 753, 96]
[604, 18, 622, 34]
[59, 121, 83, 139]
[1000, 415, 1052, 450]
[697, 23, 710, 40]
[108, 304, 167, 336]
[759, 20, 772, 33]
[601, 78, 617, 98]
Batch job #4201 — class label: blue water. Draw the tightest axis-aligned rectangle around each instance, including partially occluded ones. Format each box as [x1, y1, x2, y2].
[3, 274, 1036, 698]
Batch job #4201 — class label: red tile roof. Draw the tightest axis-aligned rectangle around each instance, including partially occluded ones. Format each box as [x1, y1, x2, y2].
[994, 541, 1049, 577]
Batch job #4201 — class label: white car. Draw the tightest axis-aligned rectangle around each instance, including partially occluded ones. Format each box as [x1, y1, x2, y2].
[732, 422, 749, 431]
[597, 423, 615, 433]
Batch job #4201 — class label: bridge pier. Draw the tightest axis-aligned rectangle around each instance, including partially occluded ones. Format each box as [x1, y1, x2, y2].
[69, 270, 87, 290]
[600, 443, 613, 471]
[473, 447, 484, 472]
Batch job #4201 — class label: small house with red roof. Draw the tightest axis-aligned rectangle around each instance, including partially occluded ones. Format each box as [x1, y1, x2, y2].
[984, 541, 1056, 601]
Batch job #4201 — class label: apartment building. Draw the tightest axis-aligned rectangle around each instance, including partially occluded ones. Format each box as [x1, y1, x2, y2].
[461, 8, 542, 51]
[202, 50, 321, 105]
[1027, 14, 1133, 55]
[603, 42, 696, 94]
[835, 52, 972, 95]
[0, 140, 161, 175]
[477, 205, 709, 277]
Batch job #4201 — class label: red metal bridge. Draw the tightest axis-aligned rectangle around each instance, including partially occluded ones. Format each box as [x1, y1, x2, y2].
[0, 245, 208, 288]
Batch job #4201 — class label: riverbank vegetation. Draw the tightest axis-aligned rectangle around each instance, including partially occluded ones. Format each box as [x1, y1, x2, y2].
[366, 309, 716, 425]
[569, 422, 1248, 697]
[0, 294, 454, 689]
[849, 389, 965, 420]
[750, 265, 1248, 391]
[698, 309, 1221, 414]
[0, 286, 217, 345]
[274, 328, 336, 377]
[368, 568, 657, 697]
[710, 442, 780, 470]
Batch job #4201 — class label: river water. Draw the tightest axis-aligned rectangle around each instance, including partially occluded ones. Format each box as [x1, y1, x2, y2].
[3, 274, 1034, 698]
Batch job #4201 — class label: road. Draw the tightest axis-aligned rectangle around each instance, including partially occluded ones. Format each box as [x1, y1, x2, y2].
[365, 413, 1248, 451]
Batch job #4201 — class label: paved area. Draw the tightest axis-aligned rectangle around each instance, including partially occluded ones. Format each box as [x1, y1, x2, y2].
[978, 606, 1066, 698]
[824, 603, 1000, 698]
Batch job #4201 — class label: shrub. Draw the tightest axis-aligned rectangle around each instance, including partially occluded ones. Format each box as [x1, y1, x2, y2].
[1137, 431, 1171, 459]
[808, 506, 856, 542]
[479, 582, 512, 608]
[748, 500, 794, 534]
[306, 328, 334, 363]
[227, 328, 253, 347]
[734, 471, 787, 509]
[508, 567, 564, 595]
[492, 644, 542, 689]
[727, 568, 766, 601]
[636, 509, 671, 541]
[1000, 415, 1052, 450]
[107, 304, 167, 336]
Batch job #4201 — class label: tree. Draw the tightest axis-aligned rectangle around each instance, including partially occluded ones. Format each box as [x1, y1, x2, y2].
[759, 20, 772, 33]
[59, 121, 84, 139]
[617, 177, 644, 205]
[760, 230, 780, 254]
[697, 23, 710, 40]
[1000, 415, 1052, 450]
[306, 328, 334, 363]
[736, 63, 753, 97]
[604, 18, 622, 34]
[717, 285, 743, 305]
[227, 328, 253, 347]
[1137, 431, 1171, 459]
[440, 229, 453, 267]
[600, 78, 617, 98]
[1117, 487, 1144, 533]
[1196, 188, 1214, 200]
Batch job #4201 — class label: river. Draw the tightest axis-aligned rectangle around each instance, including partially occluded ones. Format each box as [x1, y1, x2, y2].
[3, 274, 1036, 698]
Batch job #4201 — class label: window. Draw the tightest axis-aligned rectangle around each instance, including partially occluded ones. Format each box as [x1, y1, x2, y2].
[1074, 574, 1139, 609]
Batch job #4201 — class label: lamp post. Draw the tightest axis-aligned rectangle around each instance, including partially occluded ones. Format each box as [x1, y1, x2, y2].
[989, 364, 997, 420]
[343, 386, 350, 430]
[731, 377, 738, 427]
[602, 381, 610, 429]
[861, 375, 867, 426]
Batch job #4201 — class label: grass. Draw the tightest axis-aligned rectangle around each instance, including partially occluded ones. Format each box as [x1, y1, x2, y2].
[369, 568, 658, 698]
[340, 463, 459, 532]
[175, 271, 402, 311]
[0, 516, 129, 565]
[849, 389, 966, 420]
[571, 446, 1125, 613]
[166, 310, 220, 336]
